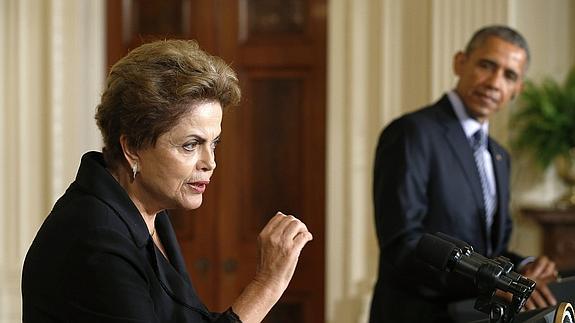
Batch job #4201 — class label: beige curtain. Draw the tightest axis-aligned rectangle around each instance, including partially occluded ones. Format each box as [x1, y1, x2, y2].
[0, 0, 104, 321]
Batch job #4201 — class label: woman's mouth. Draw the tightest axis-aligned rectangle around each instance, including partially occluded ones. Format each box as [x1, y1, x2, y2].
[189, 181, 209, 193]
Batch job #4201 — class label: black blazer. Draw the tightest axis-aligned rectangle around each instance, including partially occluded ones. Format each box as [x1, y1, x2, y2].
[22, 152, 240, 323]
[369, 95, 524, 322]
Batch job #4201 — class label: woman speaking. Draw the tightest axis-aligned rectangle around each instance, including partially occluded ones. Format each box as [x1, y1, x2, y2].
[22, 39, 312, 323]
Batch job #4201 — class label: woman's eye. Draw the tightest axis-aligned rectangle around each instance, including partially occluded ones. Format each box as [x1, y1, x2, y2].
[211, 140, 220, 151]
[183, 142, 198, 151]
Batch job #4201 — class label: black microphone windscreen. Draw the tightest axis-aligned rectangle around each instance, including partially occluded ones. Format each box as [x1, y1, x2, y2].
[416, 233, 459, 271]
[435, 232, 472, 250]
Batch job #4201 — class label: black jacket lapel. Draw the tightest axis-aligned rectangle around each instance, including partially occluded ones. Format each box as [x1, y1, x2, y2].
[488, 139, 508, 252]
[437, 99, 486, 216]
[150, 212, 209, 315]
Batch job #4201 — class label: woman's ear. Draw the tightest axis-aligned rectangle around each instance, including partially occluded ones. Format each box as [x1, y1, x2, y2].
[119, 134, 139, 169]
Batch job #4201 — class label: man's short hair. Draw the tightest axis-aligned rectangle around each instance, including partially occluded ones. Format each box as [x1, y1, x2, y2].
[465, 25, 530, 69]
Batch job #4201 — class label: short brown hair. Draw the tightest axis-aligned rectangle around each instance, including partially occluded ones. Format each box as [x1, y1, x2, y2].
[95, 39, 241, 169]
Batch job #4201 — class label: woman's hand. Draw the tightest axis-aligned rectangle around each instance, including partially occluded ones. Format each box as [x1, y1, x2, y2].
[254, 212, 313, 293]
[231, 211, 312, 323]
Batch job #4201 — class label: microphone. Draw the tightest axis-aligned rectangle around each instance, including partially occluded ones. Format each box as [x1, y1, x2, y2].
[416, 232, 535, 318]
[432, 232, 535, 291]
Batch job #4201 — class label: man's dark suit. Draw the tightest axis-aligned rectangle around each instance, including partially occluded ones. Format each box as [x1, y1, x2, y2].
[22, 152, 240, 323]
[368, 94, 525, 322]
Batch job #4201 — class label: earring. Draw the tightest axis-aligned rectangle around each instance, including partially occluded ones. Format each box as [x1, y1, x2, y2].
[132, 163, 138, 181]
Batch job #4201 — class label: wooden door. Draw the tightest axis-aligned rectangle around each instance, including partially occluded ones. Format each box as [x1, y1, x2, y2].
[106, 1, 326, 322]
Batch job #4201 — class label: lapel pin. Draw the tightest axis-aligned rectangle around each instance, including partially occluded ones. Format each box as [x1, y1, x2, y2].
[496, 154, 502, 161]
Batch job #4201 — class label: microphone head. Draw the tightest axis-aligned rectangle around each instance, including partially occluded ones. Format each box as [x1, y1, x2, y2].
[416, 233, 461, 271]
[435, 232, 472, 250]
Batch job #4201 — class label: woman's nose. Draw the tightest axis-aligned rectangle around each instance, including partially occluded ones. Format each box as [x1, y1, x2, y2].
[198, 145, 216, 171]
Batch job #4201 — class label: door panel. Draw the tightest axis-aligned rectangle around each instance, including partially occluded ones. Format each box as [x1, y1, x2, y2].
[217, 1, 325, 320]
[106, 1, 325, 321]
[245, 74, 305, 228]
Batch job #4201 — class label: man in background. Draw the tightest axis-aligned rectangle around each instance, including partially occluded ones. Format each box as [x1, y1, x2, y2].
[369, 25, 557, 322]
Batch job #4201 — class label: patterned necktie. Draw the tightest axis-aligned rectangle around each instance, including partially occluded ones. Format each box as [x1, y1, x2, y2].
[470, 130, 496, 252]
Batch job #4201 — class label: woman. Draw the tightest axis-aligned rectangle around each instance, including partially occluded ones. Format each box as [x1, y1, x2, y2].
[22, 40, 313, 323]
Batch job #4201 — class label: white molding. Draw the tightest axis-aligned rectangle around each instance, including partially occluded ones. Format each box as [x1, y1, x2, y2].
[327, 0, 405, 322]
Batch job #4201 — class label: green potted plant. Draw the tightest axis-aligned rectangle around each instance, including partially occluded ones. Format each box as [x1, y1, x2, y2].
[510, 67, 575, 208]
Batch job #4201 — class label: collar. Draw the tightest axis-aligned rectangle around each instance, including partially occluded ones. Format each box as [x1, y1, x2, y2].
[74, 151, 151, 248]
[447, 90, 489, 140]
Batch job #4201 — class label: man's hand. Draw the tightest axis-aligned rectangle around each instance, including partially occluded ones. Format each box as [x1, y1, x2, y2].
[520, 256, 558, 310]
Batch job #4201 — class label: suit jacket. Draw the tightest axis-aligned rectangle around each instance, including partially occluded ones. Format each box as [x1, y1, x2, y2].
[369, 95, 524, 323]
[22, 152, 240, 323]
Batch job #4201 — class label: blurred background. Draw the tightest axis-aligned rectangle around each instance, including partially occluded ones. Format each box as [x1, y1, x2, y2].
[1, 0, 574, 322]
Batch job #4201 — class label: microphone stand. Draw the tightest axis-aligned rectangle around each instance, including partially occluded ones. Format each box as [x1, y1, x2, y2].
[474, 261, 507, 322]
[470, 256, 534, 323]
[417, 233, 537, 323]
